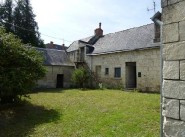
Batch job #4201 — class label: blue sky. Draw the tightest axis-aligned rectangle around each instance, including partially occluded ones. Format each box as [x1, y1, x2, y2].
[31, 0, 161, 46]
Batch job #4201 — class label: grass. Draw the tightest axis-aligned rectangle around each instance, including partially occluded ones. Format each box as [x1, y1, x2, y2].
[0, 89, 160, 137]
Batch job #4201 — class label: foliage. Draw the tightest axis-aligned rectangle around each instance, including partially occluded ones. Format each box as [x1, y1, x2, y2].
[0, 0, 13, 33]
[13, 0, 44, 47]
[0, 0, 44, 48]
[0, 89, 160, 136]
[71, 67, 90, 88]
[0, 27, 46, 103]
[99, 78, 123, 90]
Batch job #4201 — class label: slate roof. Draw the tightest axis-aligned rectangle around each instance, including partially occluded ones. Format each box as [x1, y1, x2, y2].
[37, 48, 74, 66]
[67, 36, 93, 52]
[67, 23, 160, 54]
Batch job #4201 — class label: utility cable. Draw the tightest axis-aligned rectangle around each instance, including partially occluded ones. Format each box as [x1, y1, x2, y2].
[1, 19, 73, 43]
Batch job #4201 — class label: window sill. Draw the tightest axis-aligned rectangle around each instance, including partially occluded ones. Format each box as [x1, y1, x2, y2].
[114, 77, 122, 80]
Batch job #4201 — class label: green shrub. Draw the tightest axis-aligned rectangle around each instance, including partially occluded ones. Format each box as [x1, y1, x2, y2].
[0, 27, 46, 103]
[71, 67, 89, 88]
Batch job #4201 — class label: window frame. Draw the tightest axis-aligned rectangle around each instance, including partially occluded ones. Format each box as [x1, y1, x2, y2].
[105, 68, 109, 75]
[114, 67, 121, 78]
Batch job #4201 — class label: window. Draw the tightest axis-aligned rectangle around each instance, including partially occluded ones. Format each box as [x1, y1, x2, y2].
[114, 67, 121, 78]
[105, 68, 109, 75]
[138, 72, 141, 77]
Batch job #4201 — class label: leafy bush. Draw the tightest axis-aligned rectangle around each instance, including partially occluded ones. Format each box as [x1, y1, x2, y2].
[71, 67, 89, 88]
[0, 27, 46, 103]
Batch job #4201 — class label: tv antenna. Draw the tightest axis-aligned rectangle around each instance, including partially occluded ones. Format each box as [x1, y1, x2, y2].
[147, 0, 156, 13]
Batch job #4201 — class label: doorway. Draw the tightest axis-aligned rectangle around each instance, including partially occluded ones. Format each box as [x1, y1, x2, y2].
[126, 62, 136, 88]
[56, 74, 64, 88]
[95, 65, 101, 78]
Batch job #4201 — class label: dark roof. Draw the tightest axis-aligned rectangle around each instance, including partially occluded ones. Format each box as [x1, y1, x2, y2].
[92, 23, 159, 54]
[67, 23, 160, 54]
[45, 43, 68, 50]
[37, 48, 74, 66]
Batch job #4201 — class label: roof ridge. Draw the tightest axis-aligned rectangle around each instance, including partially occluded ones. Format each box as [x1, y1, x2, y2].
[103, 23, 154, 37]
[69, 23, 153, 43]
[38, 47, 66, 52]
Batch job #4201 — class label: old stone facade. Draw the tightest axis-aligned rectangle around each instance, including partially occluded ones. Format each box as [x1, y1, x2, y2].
[67, 23, 161, 92]
[37, 48, 74, 88]
[37, 66, 74, 88]
[86, 48, 160, 91]
[162, 0, 185, 136]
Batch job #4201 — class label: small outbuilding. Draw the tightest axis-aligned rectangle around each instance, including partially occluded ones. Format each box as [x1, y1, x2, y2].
[37, 48, 75, 88]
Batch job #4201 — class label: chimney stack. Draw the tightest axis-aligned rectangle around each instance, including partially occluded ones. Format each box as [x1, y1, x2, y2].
[62, 44, 65, 50]
[94, 22, 103, 37]
[48, 41, 55, 49]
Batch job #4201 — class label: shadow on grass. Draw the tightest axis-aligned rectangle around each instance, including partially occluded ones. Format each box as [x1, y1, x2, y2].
[32, 88, 65, 93]
[32, 88, 97, 94]
[0, 101, 61, 137]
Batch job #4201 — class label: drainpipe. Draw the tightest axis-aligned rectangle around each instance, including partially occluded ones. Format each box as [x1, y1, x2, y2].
[150, 11, 163, 137]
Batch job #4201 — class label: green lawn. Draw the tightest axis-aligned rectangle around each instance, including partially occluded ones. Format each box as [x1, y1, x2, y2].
[0, 89, 160, 137]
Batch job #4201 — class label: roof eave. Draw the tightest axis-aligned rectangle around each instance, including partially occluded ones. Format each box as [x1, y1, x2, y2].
[87, 46, 160, 56]
[44, 64, 75, 67]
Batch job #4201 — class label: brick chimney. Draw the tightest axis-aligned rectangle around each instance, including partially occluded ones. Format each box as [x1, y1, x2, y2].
[62, 44, 65, 50]
[50, 41, 54, 47]
[94, 22, 103, 37]
[47, 41, 55, 49]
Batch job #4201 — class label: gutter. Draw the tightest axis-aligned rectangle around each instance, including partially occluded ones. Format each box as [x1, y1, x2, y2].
[86, 46, 160, 56]
[151, 11, 163, 137]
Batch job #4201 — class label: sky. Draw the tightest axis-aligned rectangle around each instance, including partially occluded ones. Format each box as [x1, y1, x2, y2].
[31, 0, 161, 46]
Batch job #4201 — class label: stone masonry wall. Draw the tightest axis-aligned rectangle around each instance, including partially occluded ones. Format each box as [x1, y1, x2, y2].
[37, 66, 74, 88]
[162, 0, 185, 136]
[86, 48, 160, 92]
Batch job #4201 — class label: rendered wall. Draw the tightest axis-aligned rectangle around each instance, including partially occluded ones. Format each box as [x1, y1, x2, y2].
[162, 0, 185, 136]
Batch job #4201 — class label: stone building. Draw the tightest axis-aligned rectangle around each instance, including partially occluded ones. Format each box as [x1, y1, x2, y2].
[37, 48, 74, 88]
[45, 41, 68, 50]
[161, 0, 185, 136]
[67, 23, 161, 92]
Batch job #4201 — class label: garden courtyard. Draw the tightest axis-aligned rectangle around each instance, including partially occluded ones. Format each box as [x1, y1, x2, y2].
[0, 89, 160, 137]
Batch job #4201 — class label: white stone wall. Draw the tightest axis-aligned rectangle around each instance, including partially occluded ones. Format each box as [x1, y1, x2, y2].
[68, 51, 78, 63]
[162, 0, 185, 136]
[37, 65, 74, 88]
[86, 48, 160, 92]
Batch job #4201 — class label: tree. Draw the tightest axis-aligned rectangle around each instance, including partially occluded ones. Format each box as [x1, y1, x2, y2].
[71, 67, 90, 88]
[0, 0, 14, 33]
[0, 27, 46, 104]
[13, 0, 44, 47]
[0, 0, 44, 48]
